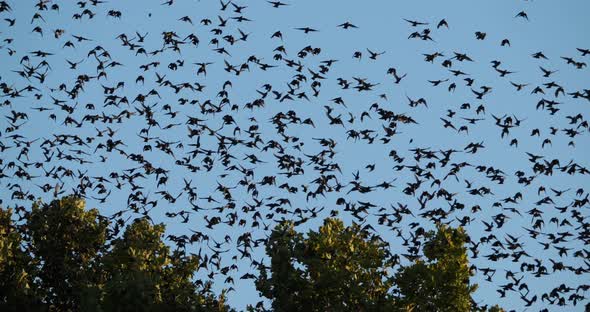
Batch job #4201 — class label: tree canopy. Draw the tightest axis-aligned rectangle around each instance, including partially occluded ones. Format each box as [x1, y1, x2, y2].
[394, 225, 476, 311]
[0, 196, 230, 312]
[255, 218, 495, 312]
[0, 196, 500, 311]
[256, 218, 396, 311]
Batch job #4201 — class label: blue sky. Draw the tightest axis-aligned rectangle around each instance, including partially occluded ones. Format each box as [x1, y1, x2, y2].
[1, 0, 589, 310]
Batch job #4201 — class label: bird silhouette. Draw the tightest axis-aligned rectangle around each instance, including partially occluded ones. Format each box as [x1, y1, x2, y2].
[0, 1, 587, 311]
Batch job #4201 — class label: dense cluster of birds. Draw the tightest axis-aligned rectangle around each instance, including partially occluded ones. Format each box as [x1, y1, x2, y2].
[0, 0, 589, 310]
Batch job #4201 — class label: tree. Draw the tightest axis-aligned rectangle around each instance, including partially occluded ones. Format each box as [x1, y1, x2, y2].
[0, 196, 230, 312]
[394, 225, 477, 312]
[102, 217, 229, 312]
[1, 196, 499, 312]
[256, 218, 396, 311]
[487, 305, 505, 312]
[27, 196, 109, 311]
[0, 207, 41, 311]
[257, 219, 487, 312]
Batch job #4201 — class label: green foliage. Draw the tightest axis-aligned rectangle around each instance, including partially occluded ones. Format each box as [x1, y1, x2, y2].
[258, 221, 489, 312]
[487, 304, 505, 312]
[103, 218, 227, 312]
[27, 196, 109, 310]
[0, 207, 41, 311]
[256, 218, 396, 311]
[1, 197, 498, 312]
[394, 225, 477, 312]
[0, 197, 230, 312]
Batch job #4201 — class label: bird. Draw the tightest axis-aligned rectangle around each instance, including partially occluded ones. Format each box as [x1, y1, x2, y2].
[338, 22, 358, 29]
[0, 2, 587, 311]
[515, 11, 529, 20]
[294, 27, 318, 34]
[267, 1, 289, 8]
[403, 18, 428, 27]
[437, 19, 449, 29]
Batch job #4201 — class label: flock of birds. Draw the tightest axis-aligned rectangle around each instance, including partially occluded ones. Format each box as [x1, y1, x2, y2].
[0, 0, 589, 310]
